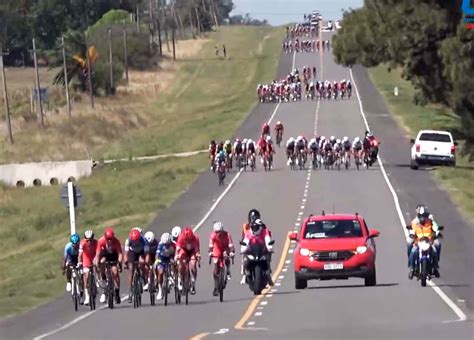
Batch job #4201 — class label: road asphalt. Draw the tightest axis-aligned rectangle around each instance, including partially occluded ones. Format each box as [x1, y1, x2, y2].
[1, 30, 472, 340]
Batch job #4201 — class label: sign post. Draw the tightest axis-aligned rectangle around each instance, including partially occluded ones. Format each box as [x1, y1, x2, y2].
[60, 182, 83, 235]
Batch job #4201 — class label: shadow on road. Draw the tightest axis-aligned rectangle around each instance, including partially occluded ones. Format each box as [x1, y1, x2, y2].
[307, 282, 399, 290]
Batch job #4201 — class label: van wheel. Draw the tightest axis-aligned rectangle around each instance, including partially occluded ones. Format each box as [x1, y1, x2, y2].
[410, 160, 419, 170]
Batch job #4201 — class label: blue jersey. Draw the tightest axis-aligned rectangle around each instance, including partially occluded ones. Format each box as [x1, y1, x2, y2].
[125, 236, 148, 254]
[156, 243, 175, 263]
[64, 242, 79, 263]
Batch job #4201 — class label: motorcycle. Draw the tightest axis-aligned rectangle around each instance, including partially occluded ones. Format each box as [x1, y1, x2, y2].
[406, 225, 443, 287]
[240, 239, 275, 295]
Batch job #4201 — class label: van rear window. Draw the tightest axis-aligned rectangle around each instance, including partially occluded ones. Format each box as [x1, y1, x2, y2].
[419, 133, 451, 143]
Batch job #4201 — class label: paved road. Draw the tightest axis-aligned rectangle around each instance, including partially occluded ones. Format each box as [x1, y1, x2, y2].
[2, 30, 473, 340]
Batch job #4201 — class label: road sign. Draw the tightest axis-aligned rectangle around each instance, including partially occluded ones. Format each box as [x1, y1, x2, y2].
[60, 183, 83, 208]
[32, 88, 49, 102]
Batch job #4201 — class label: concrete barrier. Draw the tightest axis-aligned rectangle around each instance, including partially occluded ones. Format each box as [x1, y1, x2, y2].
[0, 160, 93, 187]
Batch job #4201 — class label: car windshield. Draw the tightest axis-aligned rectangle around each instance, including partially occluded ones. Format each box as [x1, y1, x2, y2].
[419, 133, 451, 143]
[304, 220, 363, 239]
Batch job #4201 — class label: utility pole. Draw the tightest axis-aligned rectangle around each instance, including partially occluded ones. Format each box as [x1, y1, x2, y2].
[0, 46, 13, 144]
[61, 36, 71, 118]
[149, 0, 154, 53]
[136, 4, 141, 32]
[157, 16, 163, 57]
[123, 26, 129, 85]
[194, 4, 202, 36]
[108, 28, 114, 94]
[172, 23, 176, 60]
[32, 38, 44, 127]
[86, 47, 94, 108]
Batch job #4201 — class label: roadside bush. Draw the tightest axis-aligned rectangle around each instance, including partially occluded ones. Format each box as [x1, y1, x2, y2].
[92, 61, 124, 95]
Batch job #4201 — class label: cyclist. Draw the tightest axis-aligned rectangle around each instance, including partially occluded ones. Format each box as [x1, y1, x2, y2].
[261, 122, 270, 137]
[175, 227, 201, 294]
[247, 139, 257, 168]
[79, 230, 97, 306]
[352, 137, 363, 164]
[96, 227, 122, 304]
[264, 136, 275, 169]
[155, 232, 176, 300]
[286, 137, 296, 165]
[233, 138, 244, 166]
[63, 233, 81, 294]
[275, 121, 284, 143]
[209, 221, 235, 296]
[124, 228, 148, 303]
[208, 140, 217, 170]
[342, 136, 352, 164]
[144, 231, 159, 291]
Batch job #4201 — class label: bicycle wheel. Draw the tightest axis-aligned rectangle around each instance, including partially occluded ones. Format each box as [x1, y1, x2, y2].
[72, 275, 79, 312]
[89, 271, 96, 311]
[184, 268, 190, 305]
[107, 267, 114, 309]
[174, 267, 181, 304]
[149, 271, 155, 306]
[164, 267, 169, 306]
[133, 267, 141, 308]
[219, 267, 225, 303]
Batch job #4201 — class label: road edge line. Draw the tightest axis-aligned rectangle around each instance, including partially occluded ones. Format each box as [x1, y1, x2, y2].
[349, 68, 467, 322]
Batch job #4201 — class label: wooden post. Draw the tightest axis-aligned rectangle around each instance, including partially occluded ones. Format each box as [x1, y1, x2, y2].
[32, 38, 45, 127]
[61, 36, 71, 117]
[123, 27, 129, 85]
[108, 28, 114, 94]
[0, 48, 13, 144]
[86, 47, 94, 108]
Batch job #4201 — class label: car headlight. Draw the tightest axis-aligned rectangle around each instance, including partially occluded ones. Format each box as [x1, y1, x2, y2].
[247, 254, 255, 260]
[356, 246, 367, 254]
[299, 248, 310, 256]
[419, 240, 431, 251]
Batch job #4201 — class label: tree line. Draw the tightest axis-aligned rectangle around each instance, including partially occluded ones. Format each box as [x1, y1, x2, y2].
[333, 0, 474, 158]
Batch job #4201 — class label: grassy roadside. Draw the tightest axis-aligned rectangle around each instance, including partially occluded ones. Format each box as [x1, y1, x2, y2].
[369, 66, 474, 223]
[0, 26, 284, 318]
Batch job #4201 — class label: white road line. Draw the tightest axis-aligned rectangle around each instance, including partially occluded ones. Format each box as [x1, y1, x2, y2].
[278, 275, 285, 279]
[266, 294, 273, 297]
[270, 289, 278, 293]
[302, 198, 307, 203]
[255, 312, 263, 316]
[350, 68, 467, 322]
[247, 321, 256, 326]
[300, 205, 305, 209]
[285, 260, 291, 264]
[275, 282, 281, 287]
[257, 306, 264, 310]
[282, 268, 288, 272]
[288, 249, 294, 254]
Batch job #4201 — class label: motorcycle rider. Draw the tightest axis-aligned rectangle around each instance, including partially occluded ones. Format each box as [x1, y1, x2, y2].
[241, 219, 274, 287]
[408, 205, 441, 278]
[363, 131, 379, 161]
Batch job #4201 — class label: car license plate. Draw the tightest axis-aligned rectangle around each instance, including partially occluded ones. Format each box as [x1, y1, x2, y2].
[324, 263, 343, 270]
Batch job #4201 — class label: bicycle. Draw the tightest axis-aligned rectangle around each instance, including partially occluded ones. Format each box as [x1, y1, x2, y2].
[160, 261, 175, 306]
[86, 265, 98, 310]
[148, 263, 156, 306]
[217, 161, 226, 186]
[104, 261, 116, 309]
[209, 254, 234, 302]
[69, 264, 83, 311]
[131, 262, 144, 308]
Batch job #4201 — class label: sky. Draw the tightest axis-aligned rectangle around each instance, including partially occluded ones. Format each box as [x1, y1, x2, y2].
[230, 0, 364, 26]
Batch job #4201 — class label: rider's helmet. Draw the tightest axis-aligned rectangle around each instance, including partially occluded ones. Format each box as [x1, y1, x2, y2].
[182, 227, 194, 240]
[321, 136, 326, 141]
[211, 140, 216, 145]
[297, 135, 303, 141]
[129, 229, 141, 242]
[242, 138, 247, 144]
[84, 229, 94, 240]
[144, 231, 155, 243]
[343, 136, 349, 142]
[266, 135, 272, 142]
[248, 209, 261, 224]
[104, 227, 115, 240]
[161, 232, 172, 244]
[336, 139, 341, 144]
[365, 130, 372, 137]
[330, 136, 336, 142]
[277, 121, 281, 126]
[354, 137, 360, 143]
[213, 221, 224, 233]
[225, 139, 230, 145]
[416, 205, 430, 222]
[310, 138, 316, 144]
[289, 137, 295, 143]
[70, 233, 80, 245]
[133, 226, 143, 235]
[171, 226, 181, 240]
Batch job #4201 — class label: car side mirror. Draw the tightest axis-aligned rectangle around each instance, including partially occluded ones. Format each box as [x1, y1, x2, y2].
[268, 240, 275, 246]
[239, 240, 247, 246]
[410, 138, 415, 144]
[288, 231, 298, 241]
[369, 229, 380, 238]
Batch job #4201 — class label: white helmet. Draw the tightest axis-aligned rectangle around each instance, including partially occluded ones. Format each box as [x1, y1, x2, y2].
[330, 136, 335, 141]
[243, 138, 248, 144]
[321, 136, 326, 141]
[297, 135, 303, 141]
[171, 226, 181, 239]
[266, 135, 272, 142]
[343, 136, 348, 142]
[354, 137, 360, 143]
[336, 139, 341, 144]
[289, 137, 295, 142]
[277, 121, 281, 125]
[144, 231, 155, 243]
[310, 138, 316, 144]
[225, 140, 230, 144]
[213, 221, 224, 232]
[160, 232, 171, 244]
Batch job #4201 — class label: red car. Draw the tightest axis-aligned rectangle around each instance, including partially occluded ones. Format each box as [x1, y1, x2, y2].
[288, 212, 380, 289]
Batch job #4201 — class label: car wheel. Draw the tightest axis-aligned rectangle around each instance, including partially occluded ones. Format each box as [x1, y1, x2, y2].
[364, 270, 376, 287]
[410, 160, 419, 170]
[295, 274, 307, 289]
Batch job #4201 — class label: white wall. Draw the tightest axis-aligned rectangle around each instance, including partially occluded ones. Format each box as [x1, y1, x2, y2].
[0, 160, 93, 187]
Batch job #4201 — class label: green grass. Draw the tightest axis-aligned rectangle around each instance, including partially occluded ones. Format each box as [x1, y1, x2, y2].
[369, 66, 474, 223]
[0, 155, 207, 317]
[0, 26, 285, 318]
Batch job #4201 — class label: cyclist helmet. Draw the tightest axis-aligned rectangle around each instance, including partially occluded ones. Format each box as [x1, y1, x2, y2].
[213, 221, 224, 232]
[310, 138, 316, 144]
[144, 231, 155, 243]
[336, 138, 341, 144]
[70, 233, 80, 245]
[211, 140, 215, 145]
[330, 136, 336, 141]
[289, 137, 295, 143]
[266, 135, 272, 142]
[354, 137, 360, 143]
[248, 209, 261, 223]
[104, 227, 115, 240]
[129, 229, 141, 242]
[321, 136, 326, 141]
[84, 229, 94, 240]
[225, 139, 230, 145]
[171, 226, 181, 239]
[277, 121, 281, 125]
[236, 138, 240, 143]
[133, 227, 143, 235]
[161, 232, 171, 244]
[182, 227, 194, 240]
[365, 130, 372, 137]
[343, 136, 349, 142]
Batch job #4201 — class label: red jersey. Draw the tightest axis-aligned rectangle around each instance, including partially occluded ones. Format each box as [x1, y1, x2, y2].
[275, 123, 283, 132]
[176, 232, 200, 253]
[96, 236, 122, 255]
[209, 231, 234, 254]
[257, 137, 267, 149]
[79, 239, 98, 267]
[265, 143, 274, 154]
[262, 125, 270, 135]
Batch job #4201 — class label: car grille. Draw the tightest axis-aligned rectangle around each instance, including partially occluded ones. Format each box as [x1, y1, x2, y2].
[312, 251, 354, 261]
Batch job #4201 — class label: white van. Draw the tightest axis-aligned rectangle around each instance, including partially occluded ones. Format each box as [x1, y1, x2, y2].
[410, 130, 457, 169]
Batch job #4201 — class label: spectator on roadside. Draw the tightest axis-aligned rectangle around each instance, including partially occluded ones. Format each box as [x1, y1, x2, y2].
[222, 44, 227, 58]
[215, 45, 219, 57]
